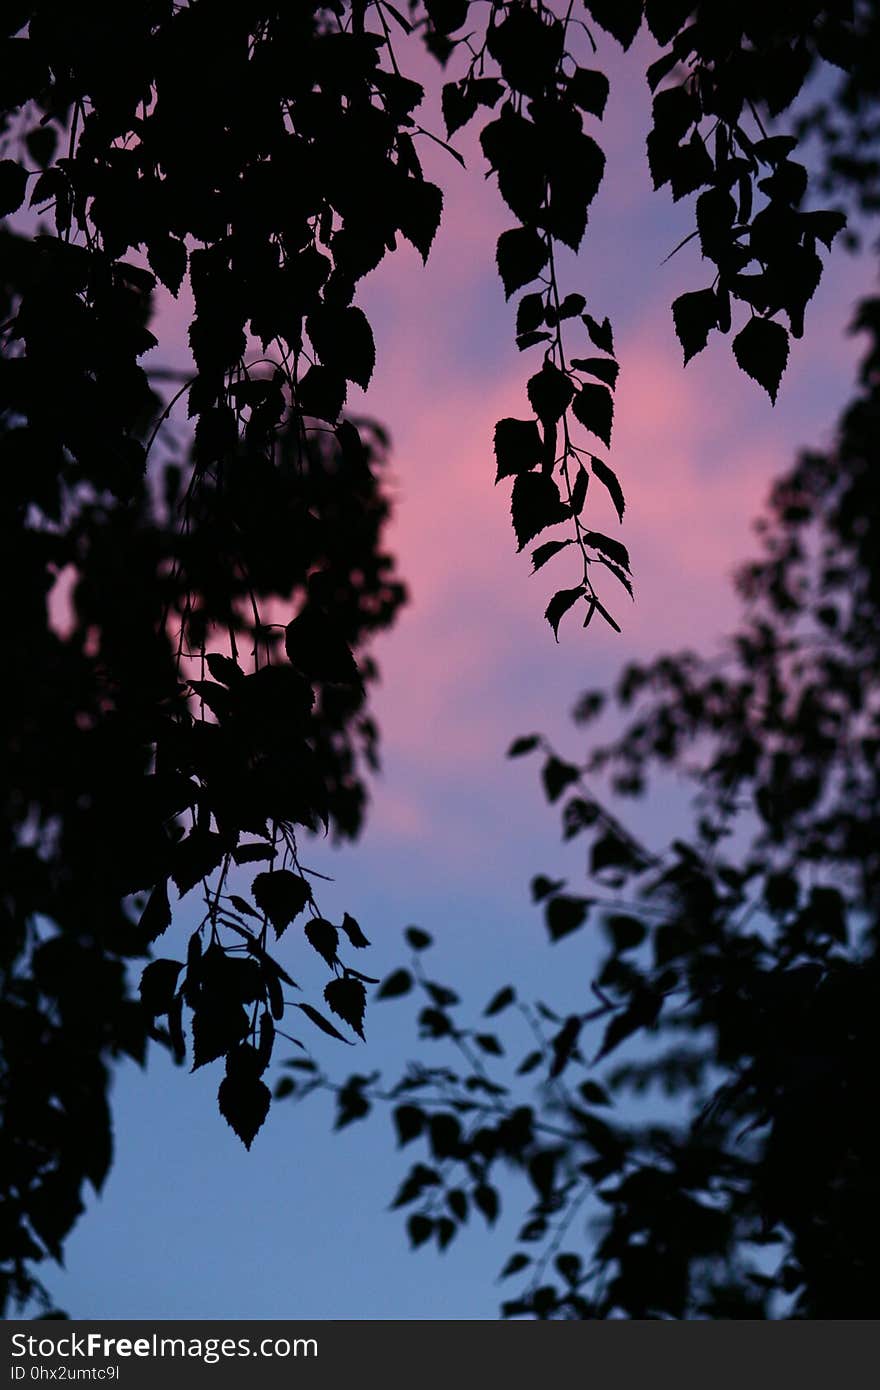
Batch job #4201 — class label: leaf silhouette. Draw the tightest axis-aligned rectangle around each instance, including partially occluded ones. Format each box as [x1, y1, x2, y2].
[171, 831, 227, 897]
[517, 292, 545, 336]
[604, 913, 647, 952]
[545, 894, 590, 941]
[801, 209, 847, 250]
[205, 652, 244, 686]
[447, 1188, 468, 1222]
[670, 131, 714, 200]
[218, 1071, 271, 1150]
[484, 985, 516, 1016]
[511, 473, 569, 550]
[405, 927, 433, 950]
[543, 756, 580, 802]
[532, 874, 566, 902]
[139, 960, 182, 1017]
[532, 538, 573, 571]
[644, 0, 693, 43]
[527, 362, 575, 425]
[570, 464, 589, 517]
[394, 1104, 425, 1146]
[571, 357, 619, 390]
[501, 1252, 532, 1279]
[568, 67, 610, 118]
[147, 235, 187, 296]
[507, 734, 539, 757]
[572, 383, 613, 446]
[441, 75, 504, 135]
[307, 305, 376, 389]
[583, 530, 631, 572]
[252, 870, 312, 936]
[590, 456, 625, 522]
[191, 999, 249, 1070]
[305, 918, 339, 968]
[324, 977, 366, 1039]
[407, 1213, 434, 1248]
[585, 0, 643, 48]
[733, 316, 790, 403]
[591, 829, 637, 874]
[377, 968, 413, 999]
[297, 365, 346, 422]
[339, 912, 370, 948]
[228, 895, 262, 921]
[297, 1002, 353, 1044]
[398, 180, 443, 261]
[545, 587, 584, 640]
[474, 1184, 500, 1225]
[481, 107, 547, 223]
[494, 418, 543, 480]
[496, 226, 549, 298]
[672, 288, 719, 365]
[582, 313, 615, 354]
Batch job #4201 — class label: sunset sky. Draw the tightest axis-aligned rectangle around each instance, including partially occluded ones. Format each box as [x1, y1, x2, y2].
[46, 27, 872, 1319]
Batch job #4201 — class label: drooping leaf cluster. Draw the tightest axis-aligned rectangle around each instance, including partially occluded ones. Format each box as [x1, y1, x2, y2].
[418, 1, 854, 635]
[441, 0, 628, 636]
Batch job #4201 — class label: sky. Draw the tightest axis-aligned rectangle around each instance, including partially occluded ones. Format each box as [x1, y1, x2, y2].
[42, 23, 872, 1320]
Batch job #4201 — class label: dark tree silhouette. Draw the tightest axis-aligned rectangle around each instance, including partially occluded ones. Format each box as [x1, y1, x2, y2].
[1, 3, 414, 1311]
[1, 0, 875, 1314]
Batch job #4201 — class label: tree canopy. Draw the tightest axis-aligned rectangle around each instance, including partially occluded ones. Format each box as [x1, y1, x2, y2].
[2, 0, 878, 1316]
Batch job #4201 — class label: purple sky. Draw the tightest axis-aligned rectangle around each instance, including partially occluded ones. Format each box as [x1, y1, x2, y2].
[43, 26, 871, 1320]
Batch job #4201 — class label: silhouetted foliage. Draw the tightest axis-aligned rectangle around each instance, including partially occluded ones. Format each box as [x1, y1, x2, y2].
[2, 0, 877, 1315]
[280, 3, 880, 1319]
[302, 296, 880, 1315]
